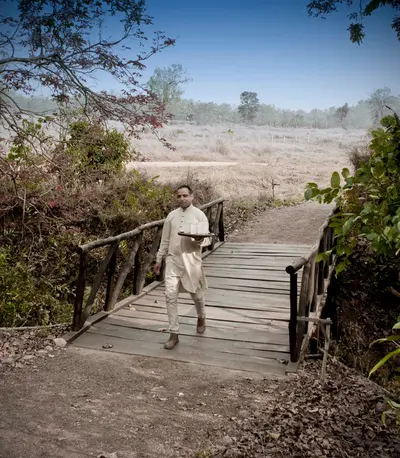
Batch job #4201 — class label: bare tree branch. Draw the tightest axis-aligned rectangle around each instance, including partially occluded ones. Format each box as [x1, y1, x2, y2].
[0, 0, 176, 149]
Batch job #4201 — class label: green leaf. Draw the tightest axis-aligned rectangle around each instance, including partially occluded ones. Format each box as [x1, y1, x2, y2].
[304, 188, 313, 201]
[341, 168, 350, 179]
[393, 322, 400, 330]
[342, 217, 355, 236]
[330, 171, 340, 188]
[372, 161, 385, 178]
[387, 399, 400, 409]
[316, 250, 332, 263]
[369, 348, 400, 377]
[344, 177, 353, 187]
[335, 261, 346, 276]
[371, 335, 400, 345]
[366, 232, 379, 242]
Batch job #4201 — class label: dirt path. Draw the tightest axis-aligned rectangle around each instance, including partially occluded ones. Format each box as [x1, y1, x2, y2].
[229, 202, 333, 245]
[0, 347, 283, 458]
[2, 202, 396, 458]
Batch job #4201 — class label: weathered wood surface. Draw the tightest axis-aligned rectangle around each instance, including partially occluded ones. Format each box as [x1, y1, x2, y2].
[72, 242, 309, 375]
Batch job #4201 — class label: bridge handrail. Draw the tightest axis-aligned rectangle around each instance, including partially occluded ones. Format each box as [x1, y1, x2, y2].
[285, 207, 337, 363]
[72, 198, 226, 331]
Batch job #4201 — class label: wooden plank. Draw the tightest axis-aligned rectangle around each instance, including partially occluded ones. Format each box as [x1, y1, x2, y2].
[210, 252, 307, 258]
[73, 332, 288, 375]
[204, 268, 300, 279]
[110, 313, 289, 345]
[147, 285, 290, 296]
[110, 311, 290, 337]
[204, 255, 298, 261]
[131, 300, 290, 321]
[212, 249, 308, 255]
[203, 261, 295, 268]
[207, 264, 296, 272]
[221, 241, 309, 245]
[221, 242, 309, 248]
[206, 284, 291, 295]
[204, 274, 295, 284]
[145, 289, 292, 306]
[89, 322, 290, 360]
[214, 252, 307, 257]
[206, 277, 296, 291]
[143, 292, 291, 310]
[134, 295, 291, 313]
[220, 247, 309, 253]
[120, 303, 290, 323]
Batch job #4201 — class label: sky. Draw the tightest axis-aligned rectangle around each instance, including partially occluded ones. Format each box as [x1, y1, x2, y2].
[3, 0, 400, 111]
[134, 0, 400, 111]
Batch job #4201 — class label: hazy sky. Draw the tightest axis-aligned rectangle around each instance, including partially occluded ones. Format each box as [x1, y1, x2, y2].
[135, 0, 399, 111]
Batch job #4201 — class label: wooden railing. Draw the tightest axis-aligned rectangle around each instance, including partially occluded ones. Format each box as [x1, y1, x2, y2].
[285, 208, 337, 363]
[72, 198, 226, 331]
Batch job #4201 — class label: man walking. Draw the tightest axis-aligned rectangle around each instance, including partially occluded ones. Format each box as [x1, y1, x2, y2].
[154, 185, 212, 350]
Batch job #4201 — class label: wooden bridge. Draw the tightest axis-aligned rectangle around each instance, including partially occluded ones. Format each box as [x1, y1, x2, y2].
[67, 199, 336, 376]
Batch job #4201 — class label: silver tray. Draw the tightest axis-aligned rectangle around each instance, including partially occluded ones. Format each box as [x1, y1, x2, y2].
[178, 232, 214, 237]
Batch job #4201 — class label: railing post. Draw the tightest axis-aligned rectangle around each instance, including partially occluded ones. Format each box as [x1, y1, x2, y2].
[109, 232, 143, 309]
[132, 240, 142, 296]
[289, 273, 298, 362]
[135, 226, 163, 294]
[211, 202, 223, 250]
[311, 261, 319, 313]
[105, 245, 118, 312]
[218, 203, 225, 242]
[296, 261, 311, 357]
[73, 251, 88, 331]
[323, 228, 329, 279]
[317, 237, 325, 295]
[328, 226, 334, 264]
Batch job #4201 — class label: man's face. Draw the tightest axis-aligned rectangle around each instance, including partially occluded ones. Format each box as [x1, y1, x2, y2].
[176, 187, 194, 209]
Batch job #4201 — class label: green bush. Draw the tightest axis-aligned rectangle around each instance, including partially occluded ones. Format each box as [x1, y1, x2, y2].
[0, 247, 72, 327]
[65, 120, 138, 174]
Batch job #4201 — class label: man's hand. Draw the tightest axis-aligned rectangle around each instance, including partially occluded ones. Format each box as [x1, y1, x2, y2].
[154, 263, 162, 275]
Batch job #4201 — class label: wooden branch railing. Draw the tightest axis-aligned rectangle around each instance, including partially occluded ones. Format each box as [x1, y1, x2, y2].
[285, 208, 337, 363]
[72, 198, 226, 331]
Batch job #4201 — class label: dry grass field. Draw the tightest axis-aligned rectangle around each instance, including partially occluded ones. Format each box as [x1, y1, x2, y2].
[129, 123, 369, 201]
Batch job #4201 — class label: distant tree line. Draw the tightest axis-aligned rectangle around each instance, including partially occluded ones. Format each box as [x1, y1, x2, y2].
[5, 62, 399, 131]
[167, 88, 400, 129]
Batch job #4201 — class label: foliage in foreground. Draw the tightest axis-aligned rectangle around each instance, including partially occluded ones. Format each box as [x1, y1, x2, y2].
[369, 318, 400, 431]
[305, 113, 400, 428]
[305, 113, 400, 275]
[307, 0, 400, 44]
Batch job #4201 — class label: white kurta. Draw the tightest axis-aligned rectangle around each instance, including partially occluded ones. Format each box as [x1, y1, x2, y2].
[156, 205, 212, 293]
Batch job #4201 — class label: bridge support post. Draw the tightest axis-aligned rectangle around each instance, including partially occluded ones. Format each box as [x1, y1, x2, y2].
[72, 251, 88, 331]
[289, 273, 298, 362]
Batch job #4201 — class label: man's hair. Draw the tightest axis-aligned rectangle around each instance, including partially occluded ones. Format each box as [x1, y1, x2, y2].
[175, 184, 193, 194]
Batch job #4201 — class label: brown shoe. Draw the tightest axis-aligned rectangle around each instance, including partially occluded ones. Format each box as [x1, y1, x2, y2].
[197, 317, 206, 334]
[164, 333, 179, 350]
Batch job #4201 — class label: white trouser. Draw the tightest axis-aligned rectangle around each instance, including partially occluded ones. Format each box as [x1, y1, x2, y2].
[164, 275, 206, 334]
